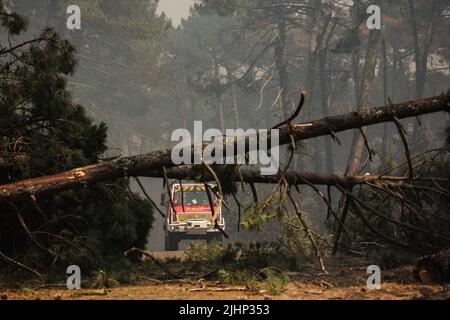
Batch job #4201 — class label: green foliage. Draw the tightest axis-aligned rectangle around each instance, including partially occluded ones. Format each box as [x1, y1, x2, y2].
[241, 203, 275, 230]
[0, 9, 154, 278]
[50, 182, 154, 269]
[195, 0, 240, 16]
[185, 241, 226, 263]
[241, 190, 286, 231]
[58, 0, 171, 147]
[218, 266, 289, 295]
[92, 270, 120, 289]
[182, 242, 291, 295]
[253, 267, 290, 295]
[186, 164, 238, 195]
[279, 214, 313, 262]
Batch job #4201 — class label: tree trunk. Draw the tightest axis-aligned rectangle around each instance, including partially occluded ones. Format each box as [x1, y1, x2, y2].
[306, 9, 333, 173]
[408, 0, 437, 100]
[274, 10, 289, 119]
[319, 51, 334, 174]
[218, 96, 225, 133]
[186, 80, 198, 123]
[345, 28, 382, 176]
[409, 0, 438, 148]
[350, 1, 362, 105]
[304, 0, 322, 118]
[174, 79, 187, 129]
[0, 93, 448, 203]
[231, 83, 240, 129]
[317, 15, 337, 174]
[338, 1, 389, 253]
[381, 38, 390, 160]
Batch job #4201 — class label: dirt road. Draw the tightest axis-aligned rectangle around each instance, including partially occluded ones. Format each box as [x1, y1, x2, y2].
[2, 263, 449, 300]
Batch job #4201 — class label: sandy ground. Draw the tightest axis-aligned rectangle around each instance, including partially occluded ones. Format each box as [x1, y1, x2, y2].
[2, 279, 448, 301]
[2, 255, 449, 300]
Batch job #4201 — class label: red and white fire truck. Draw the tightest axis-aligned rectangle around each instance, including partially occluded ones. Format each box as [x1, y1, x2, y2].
[161, 182, 225, 251]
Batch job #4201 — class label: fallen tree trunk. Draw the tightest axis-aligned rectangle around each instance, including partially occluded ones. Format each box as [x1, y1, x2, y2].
[0, 93, 448, 203]
[145, 166, 445, 189]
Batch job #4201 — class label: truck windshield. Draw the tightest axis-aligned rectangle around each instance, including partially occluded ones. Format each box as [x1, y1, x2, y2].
[174, 189, 214, 206]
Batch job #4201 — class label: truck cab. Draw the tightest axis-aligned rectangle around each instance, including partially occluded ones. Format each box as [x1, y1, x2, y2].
[161, 182, 225, 251]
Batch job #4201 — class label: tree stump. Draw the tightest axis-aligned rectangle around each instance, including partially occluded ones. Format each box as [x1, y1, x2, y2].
[414, 246, 450, 284]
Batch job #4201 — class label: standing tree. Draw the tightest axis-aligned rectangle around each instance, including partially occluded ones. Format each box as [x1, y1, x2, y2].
[0, 4, 154, 278]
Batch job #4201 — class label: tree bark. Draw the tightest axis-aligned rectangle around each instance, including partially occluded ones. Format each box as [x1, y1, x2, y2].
[381, 37, 390, 160]
[408, 0, 438, 148]
[304, 0, 322, 118]
[337, 23, 381, 253]
[346, 27, 382, 176]
[408, 0, 437, 100]
[350, 1, 362, 104]
[274, 9, 289, 119]
[174, 79, 187, 129]
[318, 16, 336, 173]
[231, 83, 240, 129]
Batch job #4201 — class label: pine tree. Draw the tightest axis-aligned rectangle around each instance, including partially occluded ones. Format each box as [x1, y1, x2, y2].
[0, 5, 153, 277]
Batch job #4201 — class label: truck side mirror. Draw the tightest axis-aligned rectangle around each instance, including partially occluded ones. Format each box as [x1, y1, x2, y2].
[160, 193, 166, 206]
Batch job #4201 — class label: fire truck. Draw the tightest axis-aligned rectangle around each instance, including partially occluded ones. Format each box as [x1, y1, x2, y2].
[161, 182, 225, 251]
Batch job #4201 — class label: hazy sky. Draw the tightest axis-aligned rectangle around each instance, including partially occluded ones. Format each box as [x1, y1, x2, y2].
[157, 0, 195, 26]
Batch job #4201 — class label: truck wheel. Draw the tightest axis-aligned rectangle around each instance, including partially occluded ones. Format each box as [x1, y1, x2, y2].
[165, 233, 179, 251]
